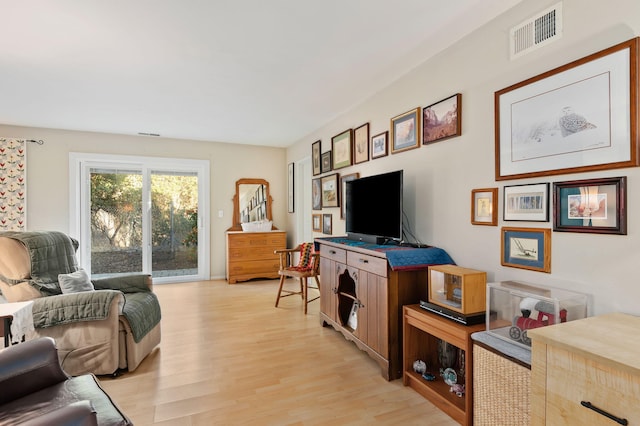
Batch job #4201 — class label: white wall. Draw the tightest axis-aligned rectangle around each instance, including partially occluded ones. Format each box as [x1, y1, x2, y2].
[0, 124, 287, 279]
[286, 0, 640, 316]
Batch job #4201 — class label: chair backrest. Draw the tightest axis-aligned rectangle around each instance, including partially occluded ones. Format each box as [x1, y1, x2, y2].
[297, 242, 314, 270]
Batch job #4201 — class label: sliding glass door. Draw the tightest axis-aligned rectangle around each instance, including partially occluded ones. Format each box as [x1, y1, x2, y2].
[150, 171, 199, 278]
[70, 154, 210, 283]
[90, 168, 144, 275]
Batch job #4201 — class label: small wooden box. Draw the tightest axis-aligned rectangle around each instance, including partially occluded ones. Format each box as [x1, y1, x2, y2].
[428, 265, 486, 315]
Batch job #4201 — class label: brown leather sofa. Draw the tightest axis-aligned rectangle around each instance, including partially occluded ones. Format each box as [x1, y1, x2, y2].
[0, 337, 132, 426]
[0, 232, 161, 376]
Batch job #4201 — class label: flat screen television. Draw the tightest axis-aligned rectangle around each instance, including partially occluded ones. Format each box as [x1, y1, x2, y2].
[345, 170, 403, 244]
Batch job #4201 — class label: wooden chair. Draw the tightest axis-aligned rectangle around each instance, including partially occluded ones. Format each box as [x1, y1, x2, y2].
[274, 243, 321, 314]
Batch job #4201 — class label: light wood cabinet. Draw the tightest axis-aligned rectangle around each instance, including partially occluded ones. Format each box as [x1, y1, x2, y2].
[403, 305, 484, 426]
[317, 238, 427, 380]
[226, 231, 286, 284]
[529, 313, 640, 425]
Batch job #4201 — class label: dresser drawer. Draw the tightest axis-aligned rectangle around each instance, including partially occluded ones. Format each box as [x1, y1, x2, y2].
[347, 251, 387, 277]
[545, 345, 640, 425]
[228, 259, 281, 275]
[228, 232, 286, 249]
[228, 246, 279, 261]
[319, 244, 346, 263]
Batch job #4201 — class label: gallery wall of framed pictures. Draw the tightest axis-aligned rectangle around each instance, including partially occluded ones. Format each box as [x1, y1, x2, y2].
[479, 37, 637, 273]
[306, 36, 638, 268]
[307, 92, 463, 235]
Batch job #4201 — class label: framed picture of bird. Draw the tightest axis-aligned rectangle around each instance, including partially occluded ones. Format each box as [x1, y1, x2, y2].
[494, 37, 638, 181]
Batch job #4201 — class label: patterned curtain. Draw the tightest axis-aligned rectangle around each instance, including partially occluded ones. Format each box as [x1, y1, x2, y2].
[0, 138, 26, 231]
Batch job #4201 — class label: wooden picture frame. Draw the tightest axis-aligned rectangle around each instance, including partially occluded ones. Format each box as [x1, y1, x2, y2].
[323, 213, 332, 235]
[503, 183, 550, 222]
[423, 93, 461, 144]
[501, 227, 551, 273]
[371, 131, 388, 159]
[321, 173, 339, 208]
[287, 162, 294, 213]
[354, 123, 370, 164]
[321, 151, 332, 173]
[340, 173, 359, 219]
[312, 178, 322, 210]
[553, 176, 627, 235]
[312, 214, 322, 232]
[312, 140, 321, 176]
[332, 129, 353, 169]
[495, 37, 639, 180]
[391, 107, 421, 154]
[471, 188, 497, 226]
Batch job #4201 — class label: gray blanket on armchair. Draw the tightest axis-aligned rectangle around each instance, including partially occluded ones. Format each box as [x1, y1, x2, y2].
[0, 230, 78, 295]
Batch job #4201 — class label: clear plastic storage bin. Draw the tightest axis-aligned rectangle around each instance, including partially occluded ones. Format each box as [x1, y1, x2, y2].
[486, 280, 588, 349]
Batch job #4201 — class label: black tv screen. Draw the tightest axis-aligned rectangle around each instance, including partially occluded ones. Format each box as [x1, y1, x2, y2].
[345, 170, 403, 243]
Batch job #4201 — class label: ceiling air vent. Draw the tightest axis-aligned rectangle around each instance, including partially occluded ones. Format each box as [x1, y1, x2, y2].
[510, 2, 562, 60]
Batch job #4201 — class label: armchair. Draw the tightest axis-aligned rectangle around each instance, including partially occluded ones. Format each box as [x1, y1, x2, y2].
[0, 231, 161, 376]
[0, 337, 132, 426]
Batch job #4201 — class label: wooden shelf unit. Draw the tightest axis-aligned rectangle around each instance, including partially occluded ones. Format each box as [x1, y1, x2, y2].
[403, 304, 484, 426]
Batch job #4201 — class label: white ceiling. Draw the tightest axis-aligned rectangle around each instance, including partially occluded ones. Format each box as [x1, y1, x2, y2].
[0, 1, 521, 147]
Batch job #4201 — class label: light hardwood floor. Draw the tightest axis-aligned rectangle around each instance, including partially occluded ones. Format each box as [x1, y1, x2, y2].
[99, 279, 457, 425]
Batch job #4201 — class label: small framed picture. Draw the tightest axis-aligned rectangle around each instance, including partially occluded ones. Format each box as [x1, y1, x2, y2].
[321, 151, 332, 173]
[321, 173, 339, 208]
[553, 176, 627, 235]
[471, 188, 497, 226]
[340, 173, 359, 219]
[501, 227, 551, 273]
[371, 131, 388, 159]
[353, 123, 370, 164]
[312, 214, 322, 232]
[323, 213, 332, 235]
[287, 162, 294, 213]
[503, 183, 549, 222]
[312, 140, 321, 176]
[423, 93, 462, 144]
[312, 178, 322, 210]
[332, 129, 353, 169]
[391, 107, 421, 154]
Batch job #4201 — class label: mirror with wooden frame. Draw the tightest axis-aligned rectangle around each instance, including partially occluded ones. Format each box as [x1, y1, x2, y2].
[228, 178, 276, 231]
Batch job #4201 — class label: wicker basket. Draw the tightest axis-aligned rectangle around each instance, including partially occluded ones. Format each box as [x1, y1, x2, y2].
[473, 344, 530, 425]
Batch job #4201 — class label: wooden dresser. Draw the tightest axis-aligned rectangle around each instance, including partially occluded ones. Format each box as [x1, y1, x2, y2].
[529, 313, 640, 425]
[226, 231, 286, 284]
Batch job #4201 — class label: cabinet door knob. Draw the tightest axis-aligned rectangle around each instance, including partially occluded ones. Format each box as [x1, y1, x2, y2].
[580, 401, 628, 425]
[329, 250, 336, 254]
[359, 258, 368, 263]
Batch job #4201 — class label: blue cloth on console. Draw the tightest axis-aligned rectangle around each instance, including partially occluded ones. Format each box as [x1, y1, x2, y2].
[384, 247, 455, 271]
[317, 237, 455, 271]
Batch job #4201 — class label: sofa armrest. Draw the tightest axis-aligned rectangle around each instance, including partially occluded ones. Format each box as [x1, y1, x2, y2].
[0, 337, 69, 405]
[22, 400, 98, 426]
[92, 274, 152, 293]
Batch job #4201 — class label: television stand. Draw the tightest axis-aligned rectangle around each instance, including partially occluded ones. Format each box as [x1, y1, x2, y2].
[316, 237, 436, 380]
